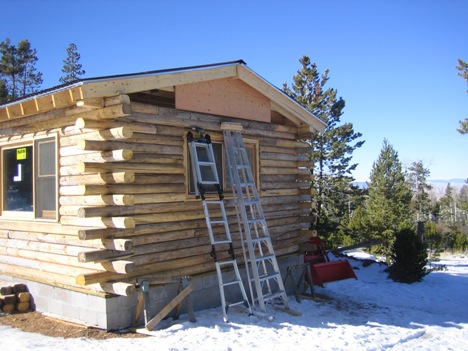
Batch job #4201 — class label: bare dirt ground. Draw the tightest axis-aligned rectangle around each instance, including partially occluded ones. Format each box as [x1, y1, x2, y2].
[0, 311, 147, 339]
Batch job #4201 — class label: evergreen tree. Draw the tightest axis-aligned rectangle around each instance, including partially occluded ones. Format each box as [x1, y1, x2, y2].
[456, 58, 468, 134]
[0, 38, 43, 101]
[439, 183, 456, 228]
[60, 43, 85, 84]
[283, 55, 364, 245]
[0, 78, 7, 103]
[406, 160, 433, 223]
[365, 139, 412, 258]
[388, 228, 428, 283]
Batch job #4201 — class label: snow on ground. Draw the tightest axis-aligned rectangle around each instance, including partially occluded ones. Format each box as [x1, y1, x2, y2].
[1, 252, 467, 351]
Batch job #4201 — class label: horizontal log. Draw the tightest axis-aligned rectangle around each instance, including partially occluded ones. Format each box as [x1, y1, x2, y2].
[1, 246, 134, 274]
[260, 159, 298, 168]
[260, 167, 308, 175]
[260, 152, 300, 162]
[61, 183, 185, 197]
[0, 238, 90, 257]
[77, 161, 185, 174]
[98, 282, 135, 296]
[0, 255, 95, 283]
[60, 216, 135, 229]
[130, 228, 197, 246]
[78, 139, 183, 154]
[133, 193, 186, 204]
[259, 137, 306, 148]
[260, 145, 298, 155]
[73, 103, 132, 120]
[127, 133, 184, 147]
[76, 201, 201, 219]
[261, 182, 306, 190]
[260, 174, 297, 183]
[78, 249, 133, 263]
[127, 108, 297, 141]
[60, 172, 135, 186]
[60, 145, 94, 156]
[6, 230, 133, 251]
[133, 174, 185, 184]
[130, 153, 183, 164]
[76, 118, 158, 134]
[133, 210, 206, 225]
[78, 219, 207, 240]
[76, 255, 207, 286]
[261, 189, 299, 197]
[0, 221, 81, 235]
[59, 194, 134, 206]
[60, 149, 133, 166]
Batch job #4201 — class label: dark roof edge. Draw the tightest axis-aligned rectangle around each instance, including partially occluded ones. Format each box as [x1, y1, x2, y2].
[0, 59, 246, 108]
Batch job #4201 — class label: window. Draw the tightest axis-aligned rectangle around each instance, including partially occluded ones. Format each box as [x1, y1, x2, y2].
[188, 139, 258, 196]
[2, 136, 57, 220]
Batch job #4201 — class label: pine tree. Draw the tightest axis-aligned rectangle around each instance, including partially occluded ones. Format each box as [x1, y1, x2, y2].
[0, 38, 43, 101]
[365, 139, 412, 258]
[0, 78, 7, 103]
[388, 228, 428, 283]
[456, 58, 468, 134]
[439, 183, 456, 228]
[283, 55, 364, 245]
[59, 43, 85, 84]
[406, 161, 433, 223]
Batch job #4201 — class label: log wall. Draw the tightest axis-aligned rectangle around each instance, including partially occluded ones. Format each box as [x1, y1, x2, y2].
[0, 97, 314, 296]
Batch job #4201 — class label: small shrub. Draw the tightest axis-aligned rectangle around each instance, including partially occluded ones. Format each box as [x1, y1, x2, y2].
[388, 228, 429, 283]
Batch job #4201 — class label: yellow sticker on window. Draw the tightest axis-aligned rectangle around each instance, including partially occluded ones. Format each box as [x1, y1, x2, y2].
[16, 148, 27, 160]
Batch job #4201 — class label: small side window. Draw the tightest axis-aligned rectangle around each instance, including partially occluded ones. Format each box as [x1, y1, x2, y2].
[1, 136, 57, 220]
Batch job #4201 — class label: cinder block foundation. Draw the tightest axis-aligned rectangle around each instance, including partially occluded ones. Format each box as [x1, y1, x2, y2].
[0, 254, 303, 330]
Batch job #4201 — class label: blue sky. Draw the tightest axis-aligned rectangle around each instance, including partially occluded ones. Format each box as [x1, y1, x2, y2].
[2, 0, 467, 182]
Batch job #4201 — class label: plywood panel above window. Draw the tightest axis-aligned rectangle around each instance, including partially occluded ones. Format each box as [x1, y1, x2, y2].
[175, 78, 271, 123]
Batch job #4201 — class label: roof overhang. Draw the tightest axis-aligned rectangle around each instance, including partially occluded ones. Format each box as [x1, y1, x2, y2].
[0, 61, 326, 132]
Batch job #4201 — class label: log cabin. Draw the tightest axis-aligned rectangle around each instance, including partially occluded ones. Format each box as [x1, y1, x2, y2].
[0, 60, 325, 329]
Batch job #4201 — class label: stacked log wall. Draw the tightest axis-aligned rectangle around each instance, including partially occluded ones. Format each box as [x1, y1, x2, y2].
[0, 99, 314, 296]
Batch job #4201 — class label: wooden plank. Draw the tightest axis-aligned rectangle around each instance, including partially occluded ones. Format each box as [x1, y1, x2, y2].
[146, 283, 193, 330]
[175, 78, 271, 123]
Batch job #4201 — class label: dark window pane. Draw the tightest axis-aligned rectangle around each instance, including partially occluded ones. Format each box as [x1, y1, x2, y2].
[3, 146, 33, 212]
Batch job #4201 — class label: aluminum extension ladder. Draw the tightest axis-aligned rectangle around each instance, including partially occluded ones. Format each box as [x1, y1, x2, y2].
[223, 129, 290, 312]
[187, 129, 252, 322]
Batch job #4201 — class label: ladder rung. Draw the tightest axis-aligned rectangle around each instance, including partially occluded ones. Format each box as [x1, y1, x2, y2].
[255, 254, 275, 262]
[216, 259, 237, 266]
[240, 182, 256, 187]
[236, 164, 250, 169]
[262, 290, 287, 302]
[212, 240, 232, 245]
[210, 220, 227, 225]
[222, 279, 242, 287]
[258, 272, 282, 283]
[251, 236, 271, 244]
[199, 179, 219, 184]
[199, 161, 216, 166]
